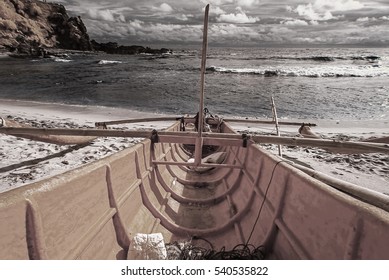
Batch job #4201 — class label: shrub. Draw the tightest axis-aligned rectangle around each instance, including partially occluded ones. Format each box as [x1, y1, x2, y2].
[0, 19, 17, 31]
[27, 3, 42, 17]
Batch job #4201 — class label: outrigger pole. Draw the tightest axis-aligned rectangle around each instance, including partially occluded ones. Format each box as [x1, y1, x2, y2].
[271, 96, 283, 157]
[1, 126, 388, 154]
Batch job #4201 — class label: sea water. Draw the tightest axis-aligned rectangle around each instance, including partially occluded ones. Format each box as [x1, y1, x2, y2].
[0, 47, 388, 120]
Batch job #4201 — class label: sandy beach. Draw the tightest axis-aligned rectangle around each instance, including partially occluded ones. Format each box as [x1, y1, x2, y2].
[0, 99, 388, 194]
[0, 99, 175, 193]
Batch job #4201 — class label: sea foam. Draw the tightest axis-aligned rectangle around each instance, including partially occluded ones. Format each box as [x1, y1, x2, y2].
[54, 58, 72, 63]
[98, 60, 122, 65]
[207, 65, 389, 78]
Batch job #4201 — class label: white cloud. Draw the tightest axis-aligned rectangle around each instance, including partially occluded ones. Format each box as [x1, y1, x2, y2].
[282, 19, 309, 26]
[60, 0, 389, 46]
[202, 0, 259, 8]
[85, 18, 201, 43]
[295, 36, 327, 44]
[201, 0, 233, 5]
[217, 7, 259, 23]
[356, 17, 369, 22]
[313, 0, 364, 12]
[236, 0, 260, 7]
[287, 0, 364, 22]
[117, 14, 126, 23]
[286, 6, 293, 13]
[88, 9, 115, 22]
[129, 20, 144, 29]
[76, 5, 134, 23]
[138, 23, 203, 42]
[212, 7, 226, 15]
[152, 3, 173, 13]
[294, 3, 336, 21]
[209, 23, 262, 44]
[357, 16, 379, 22]
[176, 14, 189, 21]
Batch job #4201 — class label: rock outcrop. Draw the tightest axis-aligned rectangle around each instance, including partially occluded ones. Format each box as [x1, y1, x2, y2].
[0, 0, 92, 56]
[0, 0, 171, 57]
[90, 40, 172, 55]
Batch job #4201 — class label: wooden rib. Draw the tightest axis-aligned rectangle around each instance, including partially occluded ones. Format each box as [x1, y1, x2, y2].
[152, 160, 241, 169]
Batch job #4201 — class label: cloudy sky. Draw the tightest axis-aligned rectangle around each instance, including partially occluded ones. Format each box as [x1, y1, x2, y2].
[57, 0, 389, 47]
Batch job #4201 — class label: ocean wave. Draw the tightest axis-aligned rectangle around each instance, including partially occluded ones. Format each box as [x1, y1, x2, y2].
[297, 55, 380, 62]
[54, 58, 72, 63]
[206, 66, 389, 78]
[97, 60, 122, 65]
[221, 55, 382, 62]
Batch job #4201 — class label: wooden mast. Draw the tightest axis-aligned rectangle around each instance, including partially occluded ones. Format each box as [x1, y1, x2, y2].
[198, 4, 209, 136]
[194, 4, 210, 165]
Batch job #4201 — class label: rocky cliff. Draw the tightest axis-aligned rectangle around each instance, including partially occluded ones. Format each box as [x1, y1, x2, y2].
[0, 0, 92, 55]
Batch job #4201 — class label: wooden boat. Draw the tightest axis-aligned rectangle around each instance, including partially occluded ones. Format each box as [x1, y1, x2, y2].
[1, 5, 389, 260]
[1, 112, 389, 260]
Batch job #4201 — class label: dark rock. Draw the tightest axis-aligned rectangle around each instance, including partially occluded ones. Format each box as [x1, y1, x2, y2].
[90, 40, 172, 55]
[315, 56, 334, 62]
[264, 70, 279, 77]
[52, 15, 92, 51]
[365, 55, 380, 61]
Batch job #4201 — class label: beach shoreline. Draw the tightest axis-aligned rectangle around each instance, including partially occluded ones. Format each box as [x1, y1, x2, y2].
[1, 99, 388, 194]
[0, 99, 176, 193]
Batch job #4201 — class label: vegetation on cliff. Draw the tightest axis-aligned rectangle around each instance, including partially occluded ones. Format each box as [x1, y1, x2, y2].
[0, 0, 91, 55]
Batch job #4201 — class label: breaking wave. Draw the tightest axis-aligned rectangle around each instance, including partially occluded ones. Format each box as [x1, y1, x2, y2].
[206, 65, 388, 78]
[291, 55, 380, 62]
[54, 58, 72, 63]
[97, 60, 123, 65]
[220, 55, 382, 63]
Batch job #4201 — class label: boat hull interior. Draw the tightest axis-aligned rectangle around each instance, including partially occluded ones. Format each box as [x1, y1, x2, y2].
[1, 121, 388, 260]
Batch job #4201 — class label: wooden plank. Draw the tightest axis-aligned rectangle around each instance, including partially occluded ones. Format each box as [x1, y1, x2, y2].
[152, 160, 241, 169]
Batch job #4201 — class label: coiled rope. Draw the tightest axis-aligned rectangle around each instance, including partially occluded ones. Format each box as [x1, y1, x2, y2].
[166, 240, 266, 260]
